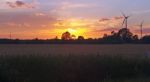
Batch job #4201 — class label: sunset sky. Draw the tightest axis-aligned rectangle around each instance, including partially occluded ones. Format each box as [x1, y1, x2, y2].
[0, 0, 150, 39]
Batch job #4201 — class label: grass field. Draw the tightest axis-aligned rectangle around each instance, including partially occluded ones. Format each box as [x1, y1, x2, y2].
[0, 54, 150, 82]
[0, 44, 150, 82]
[0, 44, 150, 56]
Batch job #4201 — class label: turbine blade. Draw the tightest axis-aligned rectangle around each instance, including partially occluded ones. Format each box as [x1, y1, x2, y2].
[122, 19, 125, 27]
[126, 14, 132, 19]
[121, 12, 126, 17]
[128, 14, 132, 18]
[127, 16, 130, 18]
[140, 20, 144, 27]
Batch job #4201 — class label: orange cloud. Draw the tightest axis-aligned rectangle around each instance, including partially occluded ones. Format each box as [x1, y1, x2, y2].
[52, 17, 124, 38]
[113, 16, 124, 20]
[98, 16, 123, 29]
[34, 13, 46, 17]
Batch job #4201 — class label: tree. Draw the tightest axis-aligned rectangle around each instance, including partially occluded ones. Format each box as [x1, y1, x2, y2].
[71, 35, 76, 40]
[132, 35, 138, 41]
[78, 36, 84, 40]
[102, 28, 139, 43]
[117, 28, 133, 42]
[111, 31, 117, 37]
[54, 36, 58, 40]
[61, 31, 71, 40]
[103, 34, 108, 39]
[141, 35, 150, 43]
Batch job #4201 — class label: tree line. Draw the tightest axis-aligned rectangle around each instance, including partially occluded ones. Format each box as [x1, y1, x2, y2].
[0, 28, 150, 44]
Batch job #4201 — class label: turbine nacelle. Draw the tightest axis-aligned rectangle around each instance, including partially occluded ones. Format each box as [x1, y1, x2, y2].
[121, 12, 131, 29]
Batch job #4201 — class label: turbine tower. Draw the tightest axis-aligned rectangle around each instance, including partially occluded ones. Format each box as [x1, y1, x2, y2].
[122, 12, 130, 29]
[9, 32, 12, 39]
[140, 21, 144, 38]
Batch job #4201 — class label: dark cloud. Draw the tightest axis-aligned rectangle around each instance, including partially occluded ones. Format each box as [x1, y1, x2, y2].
[15, 1, 25, 6]
[93, 28, 119, 33]
[6, 0, 35, 8]
[113, 16, 124, 20]
[99, 18, 110, 22]
[99, 16, 123, 22]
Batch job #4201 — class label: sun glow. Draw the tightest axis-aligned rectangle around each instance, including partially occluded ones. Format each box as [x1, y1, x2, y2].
[67, 28, 77, 33]
[54, 18, 88, 38]
[54, 18, 87, 27]
[67, 28, 86, 36]
[54, 28, 87, 38]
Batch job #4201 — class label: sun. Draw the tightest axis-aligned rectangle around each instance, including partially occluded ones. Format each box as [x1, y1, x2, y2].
[67, 28, 87, 37]
[53, 28, 87, 38]
[69, 21, 83, 27]
[67, 28, 77, 34]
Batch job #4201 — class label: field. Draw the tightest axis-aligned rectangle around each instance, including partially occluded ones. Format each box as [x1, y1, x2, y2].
[0, 44, 150, 56]
[0, 44, 150, 82]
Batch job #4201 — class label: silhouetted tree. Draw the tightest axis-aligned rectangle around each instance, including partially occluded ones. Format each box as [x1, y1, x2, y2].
[87, 38, 93, 40]
[34, 38, 39, 41]
[111, 31, 117, 37]
[102, 28, 139, 43]
[117, 28, 133, 41]
[132, 35, 138, 41]
[103, 34, 108, 39]
[141, 35, 150, 43]
[78, 36, 84, 40]
[102, 30, 120, 42]
[61, 31, 71, 40]
[71, 35, 76, 40]
[54, 36, 58, 40]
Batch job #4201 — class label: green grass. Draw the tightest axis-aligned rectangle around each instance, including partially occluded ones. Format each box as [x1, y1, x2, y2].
[0, 54, 150, 82]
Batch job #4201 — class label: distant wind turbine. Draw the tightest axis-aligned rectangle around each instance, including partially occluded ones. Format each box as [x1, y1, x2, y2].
[9, 32, 12, 39]
[140, 21, 144, 38]
[121, 12, 131, 29]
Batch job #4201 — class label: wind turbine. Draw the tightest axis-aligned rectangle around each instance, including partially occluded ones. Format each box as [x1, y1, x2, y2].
[121, 12, 131, 29]
[140, 21, 144, 38]
[9, 32, 12, 39]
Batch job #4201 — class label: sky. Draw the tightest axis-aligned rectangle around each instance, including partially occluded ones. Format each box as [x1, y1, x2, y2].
[0, 0, 150, 39]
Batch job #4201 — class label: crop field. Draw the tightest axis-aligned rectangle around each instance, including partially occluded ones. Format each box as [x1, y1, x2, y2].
[0, 44, 150, 82]
[0, 44, 150, 56]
